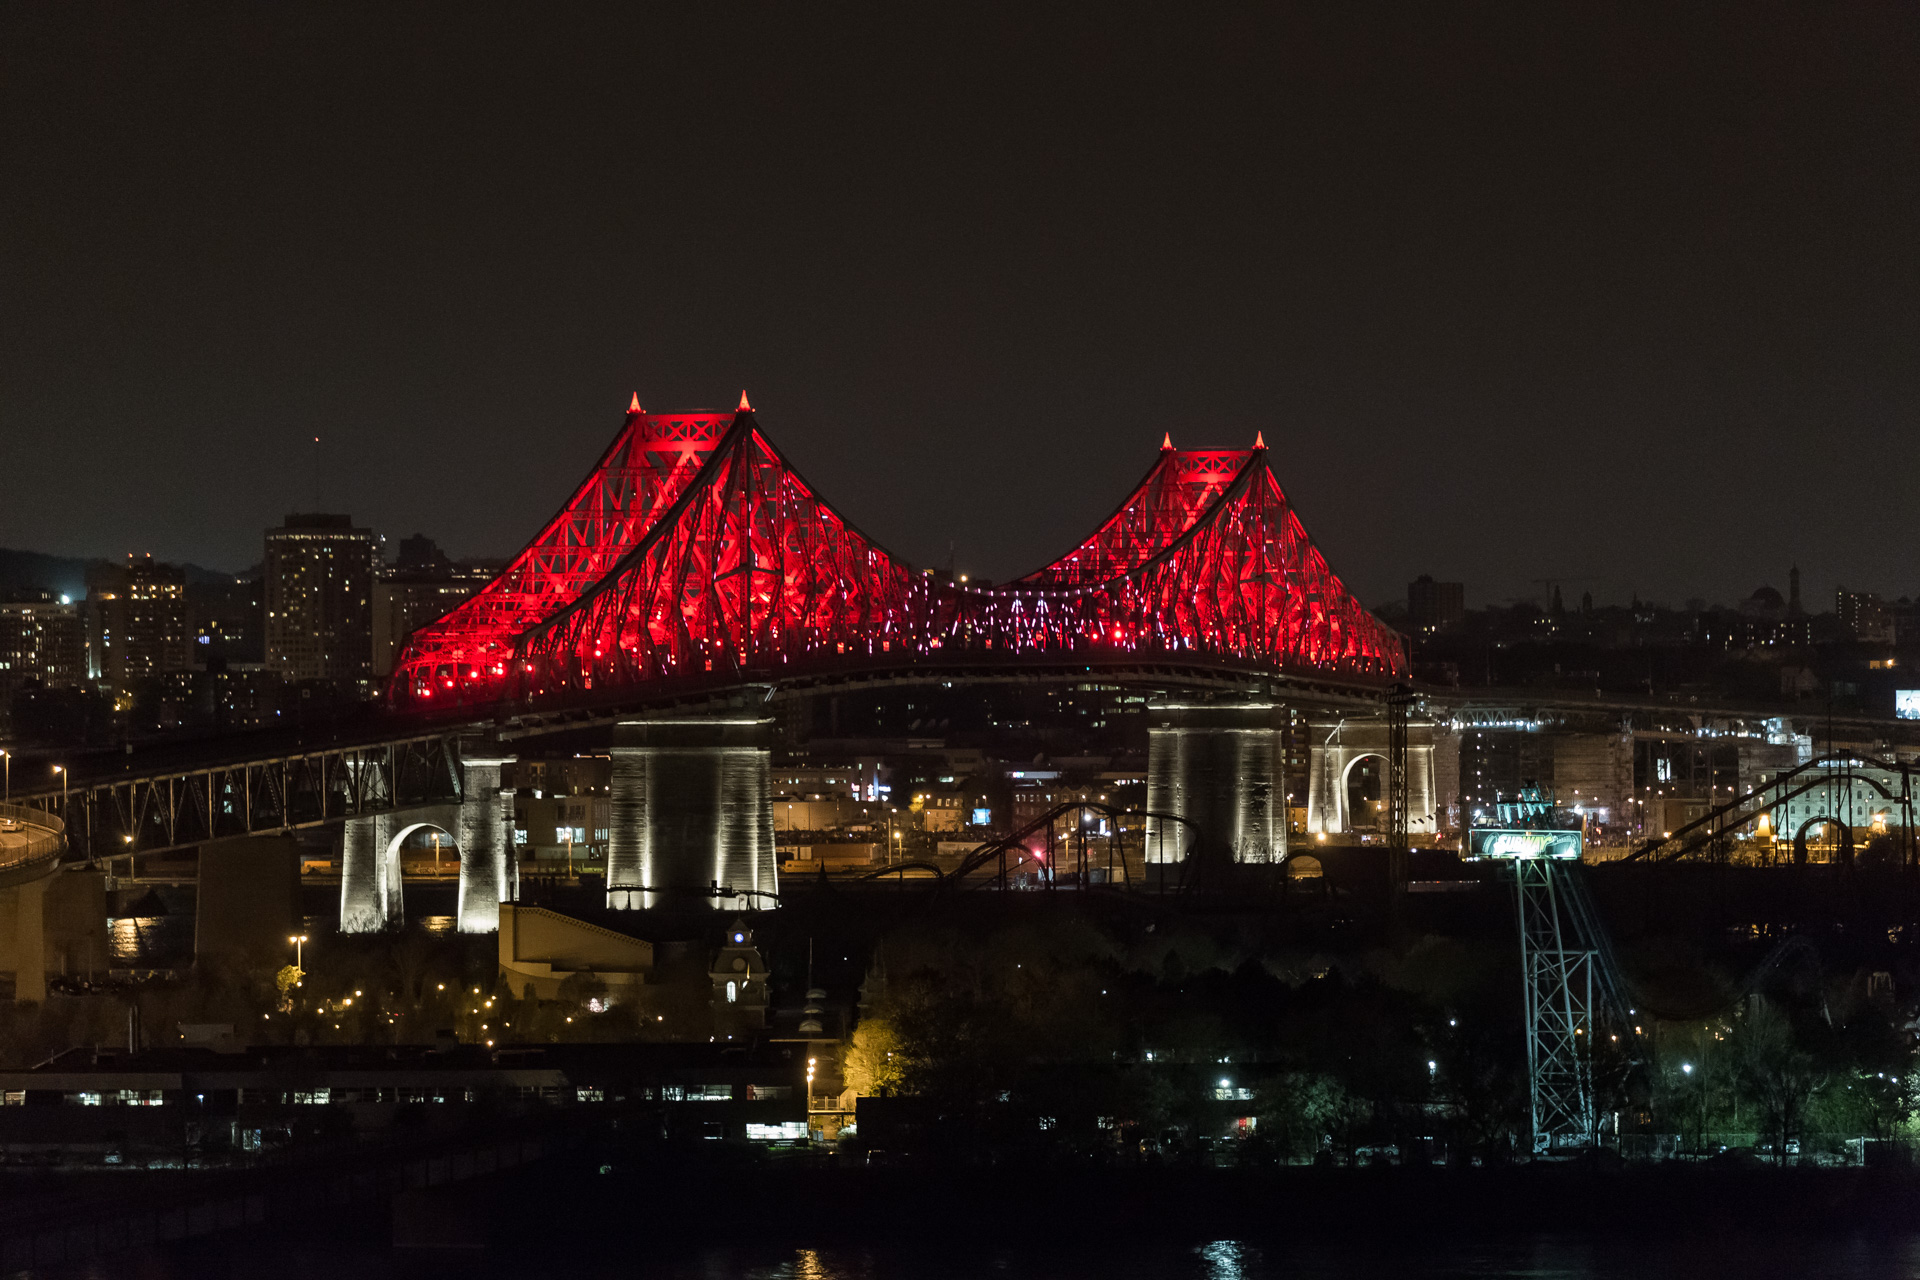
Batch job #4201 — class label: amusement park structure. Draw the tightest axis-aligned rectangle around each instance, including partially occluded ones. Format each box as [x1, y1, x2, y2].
[390, 396, 1405, 710]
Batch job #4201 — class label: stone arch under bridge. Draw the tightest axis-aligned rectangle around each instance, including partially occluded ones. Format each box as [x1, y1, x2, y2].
[1305, 716, 1437, 837]
[339, 756, 514, 933]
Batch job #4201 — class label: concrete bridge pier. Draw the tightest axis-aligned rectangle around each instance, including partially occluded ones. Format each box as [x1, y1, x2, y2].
[455, 755, 515, 933]
[339, 812, 403, 933]
[1144, 701, 1292, 865]
[608, 716, 776, 911]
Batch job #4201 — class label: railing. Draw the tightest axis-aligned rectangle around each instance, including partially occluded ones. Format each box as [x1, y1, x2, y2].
[9, 732, 468, 861]
[0, 802, 66, 882]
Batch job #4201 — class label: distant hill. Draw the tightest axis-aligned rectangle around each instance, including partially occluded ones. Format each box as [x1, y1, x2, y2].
[0, 548, 251, 598]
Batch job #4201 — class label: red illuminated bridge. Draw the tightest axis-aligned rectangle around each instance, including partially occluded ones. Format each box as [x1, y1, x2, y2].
[390, 395, 1405, 713]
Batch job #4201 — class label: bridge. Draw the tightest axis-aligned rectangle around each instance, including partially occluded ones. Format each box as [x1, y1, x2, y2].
[7, 395, 1915, 1160]
[5, 393, 1408, 934]
[13, 394, 1920, 946]
[391, 395, 1404, 709]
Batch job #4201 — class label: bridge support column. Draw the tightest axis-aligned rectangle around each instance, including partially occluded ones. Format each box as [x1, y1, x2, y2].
[1145, 701, 1291, 864]
[1306, 716, 1437, 838]
[340, 813, 401, 933]
[455, 756, 515, 933]
[609, 716, 776, 911]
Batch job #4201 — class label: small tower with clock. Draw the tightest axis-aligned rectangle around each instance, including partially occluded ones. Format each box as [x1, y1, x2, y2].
[709, 918, 770, 1038]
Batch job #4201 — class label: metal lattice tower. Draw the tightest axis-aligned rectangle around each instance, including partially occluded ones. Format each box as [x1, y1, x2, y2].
[1384, 684, 1413, 893]
[1512, 858, 1620, 1153]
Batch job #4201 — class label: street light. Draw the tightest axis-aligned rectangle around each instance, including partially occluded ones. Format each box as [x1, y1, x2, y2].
[1, 749, 9, 804]
[52, 765, 65, 812]
[288, 934, 308, 969]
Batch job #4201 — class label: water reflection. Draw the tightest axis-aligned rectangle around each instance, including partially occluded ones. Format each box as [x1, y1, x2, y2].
[1197, 1240, 1258, 1280]
[108, 914, 192, 966]
[51, 1228, 1920, 1279]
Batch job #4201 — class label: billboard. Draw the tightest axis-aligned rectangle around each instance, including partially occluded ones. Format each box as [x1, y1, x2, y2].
[1466, 828, 1583, 861]
[1898, 690, 1920, 721]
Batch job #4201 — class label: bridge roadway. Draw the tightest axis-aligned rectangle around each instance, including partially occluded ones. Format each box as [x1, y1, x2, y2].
[10, 663, 1916, 871]
[0, 804, 66, 889]
[4, 655, 1396, 865]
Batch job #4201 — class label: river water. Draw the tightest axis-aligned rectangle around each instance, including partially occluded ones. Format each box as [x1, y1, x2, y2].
[59, 1233, 1920, 1279]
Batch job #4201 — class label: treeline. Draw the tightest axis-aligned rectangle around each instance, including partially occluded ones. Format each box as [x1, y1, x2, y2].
[844, 912, 1919, 1164]
[0, 932, 669, 1064]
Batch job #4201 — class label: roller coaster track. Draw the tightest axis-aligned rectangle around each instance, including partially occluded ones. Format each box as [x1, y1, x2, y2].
[1623, 754, 1917, 864]
[849, 801, 1209, 893]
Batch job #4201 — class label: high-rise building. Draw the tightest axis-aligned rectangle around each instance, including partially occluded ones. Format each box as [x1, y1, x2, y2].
[85, 555, 190, 690]
[1837, 588, 1895, 644]
[264, 514, 378, 691]
[189, 577, 265, 666]
[1407, 575, 1466, 637]
[0, 591, 87, 690]
[372, 536, 491, 679]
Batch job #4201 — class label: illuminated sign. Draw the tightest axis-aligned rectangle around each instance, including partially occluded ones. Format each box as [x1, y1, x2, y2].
[1466, 828, 1582, 861]
[1897, 690, 1920, 721]
[971, 808, 992, 826]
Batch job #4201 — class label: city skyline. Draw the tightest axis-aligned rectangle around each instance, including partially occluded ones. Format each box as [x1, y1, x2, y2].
[0, 494, 1904, 618]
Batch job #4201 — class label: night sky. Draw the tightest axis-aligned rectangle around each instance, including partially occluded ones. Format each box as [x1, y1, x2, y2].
[4, 4, 1915, 611]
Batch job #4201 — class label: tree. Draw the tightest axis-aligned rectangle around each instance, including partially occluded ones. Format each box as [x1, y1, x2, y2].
[274, 964, 303, 1013]
[1257, 1072, 1361, 1163]
[844, 1015, 905, 1096]
[1729, 1001, 1823, 1164]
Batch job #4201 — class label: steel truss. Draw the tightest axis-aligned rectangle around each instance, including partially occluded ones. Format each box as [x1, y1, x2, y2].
[396, 405, 1406, 709]
[393, 401, 734, 701]
[16, 732, 466, 863]
[1512, 858, 1624, 1153]
[1016, 440, 1249, 587]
